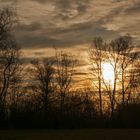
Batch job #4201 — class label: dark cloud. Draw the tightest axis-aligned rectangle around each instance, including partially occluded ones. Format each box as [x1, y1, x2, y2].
[15, 33, 60, 48]
[52, 0, 90, 20]
[100, 0, 140, 43]
[14, 21, 118, 48]
[30, 0, 50, 3]
[1, 0, 139, 49]
[47, 21, 94, 35]
[15, 22, 42, 32]
[31, 0, 90, 20]
[124, 2, 140, 14]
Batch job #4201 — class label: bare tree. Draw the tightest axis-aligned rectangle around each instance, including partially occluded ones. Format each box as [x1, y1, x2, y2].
[126, 59, 140, 103]
[109, 35, 137, 109]
[55, 51, 76, 113]
[31, 58, 55, 112]
[89, 35, 138, 118]
[89, 37, 105, 116]
[0, 7, 17, 41]
[0, 7, 21, 117]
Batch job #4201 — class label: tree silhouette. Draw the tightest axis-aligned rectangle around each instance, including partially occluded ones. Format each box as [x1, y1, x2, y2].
[31, 58, 55, 113]
[89, 37, 106, 116]
[0, 8, 21, 119]
[55, 51, 76, 114]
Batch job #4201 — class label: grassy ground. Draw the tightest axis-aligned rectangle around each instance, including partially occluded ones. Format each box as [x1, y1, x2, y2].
[0, 129, 140, 140]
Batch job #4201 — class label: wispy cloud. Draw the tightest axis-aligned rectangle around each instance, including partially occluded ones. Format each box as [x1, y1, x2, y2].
[0, 0, 139, 48]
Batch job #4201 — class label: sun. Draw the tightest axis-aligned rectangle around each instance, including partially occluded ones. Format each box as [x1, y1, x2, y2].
[102, 62, 115, 86]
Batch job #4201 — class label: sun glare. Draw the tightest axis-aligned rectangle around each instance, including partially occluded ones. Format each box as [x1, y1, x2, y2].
[102, 62, 115, 86]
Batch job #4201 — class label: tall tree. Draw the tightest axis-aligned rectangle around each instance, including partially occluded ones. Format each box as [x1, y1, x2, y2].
[55, 51, 76, 113]
[0, 7, 21, 117]
[109, 35, 137, 109]
[31, 58, 55, 112]
[89, 37, 105, 116]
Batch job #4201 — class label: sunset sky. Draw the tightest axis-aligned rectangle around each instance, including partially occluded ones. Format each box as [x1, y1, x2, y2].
[0, 0, 140, 49]
[0, 0, 140, 88]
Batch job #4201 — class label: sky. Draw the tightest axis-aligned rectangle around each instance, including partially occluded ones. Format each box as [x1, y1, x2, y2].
[0, 0, 140, 50]
[0, 0, 139, 88]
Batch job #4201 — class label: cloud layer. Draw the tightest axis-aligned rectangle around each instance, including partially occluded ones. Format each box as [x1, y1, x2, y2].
[0, 0, 140, 48]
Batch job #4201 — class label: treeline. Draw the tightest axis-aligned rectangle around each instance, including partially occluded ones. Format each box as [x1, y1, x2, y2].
[0, 8, 140, 129]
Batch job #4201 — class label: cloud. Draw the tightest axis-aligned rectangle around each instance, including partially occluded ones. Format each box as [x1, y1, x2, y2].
[0, 0, 139, 49]
[15, 32, 61, 48]
[15, 22, 42, 32]
[52, 0, 90, 20]
[102, 0, 140, 42]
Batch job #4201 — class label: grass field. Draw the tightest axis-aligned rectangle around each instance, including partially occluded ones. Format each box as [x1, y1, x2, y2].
[0, 129, 140, 140]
